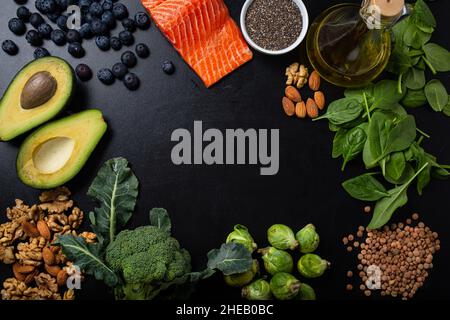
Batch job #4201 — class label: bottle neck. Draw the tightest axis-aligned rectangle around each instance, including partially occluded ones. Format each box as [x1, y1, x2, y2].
[360, 0, 407, 30]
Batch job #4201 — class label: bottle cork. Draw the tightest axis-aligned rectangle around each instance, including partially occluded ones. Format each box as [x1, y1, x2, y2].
[370, 0, 405, 17]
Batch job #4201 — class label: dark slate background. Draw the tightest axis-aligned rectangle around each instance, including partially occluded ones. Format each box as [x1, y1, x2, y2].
[0, 0, 449, 301]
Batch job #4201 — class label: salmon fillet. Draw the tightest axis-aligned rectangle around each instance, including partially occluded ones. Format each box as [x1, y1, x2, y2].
[141, 0, 253, 87]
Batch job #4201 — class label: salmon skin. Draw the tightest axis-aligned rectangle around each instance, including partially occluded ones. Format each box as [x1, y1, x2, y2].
[141, 0, 253, 87]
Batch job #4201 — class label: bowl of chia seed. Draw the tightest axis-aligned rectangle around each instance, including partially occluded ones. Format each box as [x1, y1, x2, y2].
[240, 0, 309, 55]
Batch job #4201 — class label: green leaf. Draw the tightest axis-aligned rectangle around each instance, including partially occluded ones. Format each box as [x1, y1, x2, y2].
[207, 243, 253, 276]
[332, 128, 348, 159]
[88, 158, 139, 247]
[54, 235, 119, 287]
[368, 163, 429, 229]
[405, 68, 425, 90]
[372, 80, 405, 108]
[342, 173, 388, 201]
[149, 208, 172, 233]
[314, 98, 363, 125]
[403, 24, 431, 50]
[344, 85, 374, 105]
[444, 97, 450, 117]
[401, 89, 427, 108]
[424, 80, 449, 112]
[413, 0, 436, 28]
[385, 152, 406, 181]
[384, 162, 415, 185]
[341, 127, 367, 171]
[423, 44, 450, 72]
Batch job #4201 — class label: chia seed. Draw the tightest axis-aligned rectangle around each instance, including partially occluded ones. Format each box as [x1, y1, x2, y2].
[245, 0, 303, 51]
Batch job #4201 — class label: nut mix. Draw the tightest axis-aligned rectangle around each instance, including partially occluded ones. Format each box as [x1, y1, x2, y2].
[0, 187, 96, 300]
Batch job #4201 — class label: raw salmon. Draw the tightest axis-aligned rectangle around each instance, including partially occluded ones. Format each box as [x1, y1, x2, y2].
[141, 0, 253, 87]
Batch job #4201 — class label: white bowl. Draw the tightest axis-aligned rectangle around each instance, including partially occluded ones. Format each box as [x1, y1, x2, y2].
[240, 0, 309, 55]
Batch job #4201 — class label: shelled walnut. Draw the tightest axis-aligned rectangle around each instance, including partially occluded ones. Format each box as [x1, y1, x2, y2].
[285, 63, 309, 88]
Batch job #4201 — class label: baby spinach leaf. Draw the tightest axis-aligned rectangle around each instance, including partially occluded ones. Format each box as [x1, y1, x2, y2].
[385, 152, 406, 181]
[149, 208, 172, 233]
[405, 68, 425, 90]
[368, 163, 429, 229]
[424, 79, 449, 112]
[332, 128, 348, 158]
[423, 43, 450, 72]
[413, 0, 436, 28]
[403, 24, 431, 49]
[384, 163, 415, 185]
[401, 89, 427, 108]
[314, 98, 363, 125]
[342, 173, 388, 201]
[386, 44, 412, 75]
[88, 157, 139, 247]
[207, 243, 253, 276]
[373, 80, 405, 108]
[341, 127, 367, 171]
[344, 85, 374, 105]
[444, 97, 450, 117]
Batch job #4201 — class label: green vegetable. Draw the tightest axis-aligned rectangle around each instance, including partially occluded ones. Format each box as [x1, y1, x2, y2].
[296, 283, 316, 301]
[242, 279, 272, 300]
[368, 163, 429, 229]
[224, 260, 259, 287]
[372, 80, 405, 107]
[332, 128, 348, 159]
[403, 24, 431, 49]
[207, 243, 253, 276]
[269, 273, 301, 300]
[422, 43, 450, 72]
[226, 224, 257, 253]
[413, 0, 436, 28]
[385, 152, 406, 181]
[296, 224, 320, 254]
[401, 89, 427, 108]
[267, 224, 298, 250]
[424, 79, 448, 112]
[444, 98, 450, 117]
[341, 126, 367, 171]
[405, 68, 425, 90]
[297, 254, 330, 279]
[258, 247, 293, 275]
[342, 173, 388, 201]
[88, 157, 139, 247]
[314, 98, 363, 125]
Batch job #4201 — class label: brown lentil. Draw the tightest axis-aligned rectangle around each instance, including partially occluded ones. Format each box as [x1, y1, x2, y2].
[347, 271, 353, 278]
[364, 206, 371, 213]
[346, 284, 353, 291]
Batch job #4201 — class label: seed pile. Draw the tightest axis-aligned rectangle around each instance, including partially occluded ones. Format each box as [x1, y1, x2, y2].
[245, 0, 302, 51]
[344, 212, 441, 300]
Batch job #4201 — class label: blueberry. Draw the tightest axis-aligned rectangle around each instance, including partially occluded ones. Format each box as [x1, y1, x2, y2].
[89, 2, 103, 17]
[162, 60, 175, 75]
[38, 23, 53, 39]
[79, 0, 93, 12]
[135, 43, 150, 58]
[97, 68, 115, 85]
[101, 11, 116, 29]
[47, 12, 61, 23]
[95, 36, 110, 51]
[82, 12, 95, 24]
[110, 36, 122, 51]
[134, 12, 150, 30]
[122, 18, 136, 32]
[56, 0, 68, 11]
[119, 30, 134, 46]
[8, 18, 26, 36]
[112, 62, 128, 79]
[90, 19, 107, 35]
[102, 0, 113, 11]
[121, 51, 137, 68]
[51, 29, 66, 45]
[79, 23, 93, 39]
[2, 40, 19, 56]
[66, 29, 82, 43]
[34, 47, 50, 59]
[36, 0, 57, 14]
[123, 73, 140, 91]
[75, 63, 93, 81]
[30, 13, 45, 28]
[113, 3, 128, 20]
[68, 42, 85, 58]
[17, 6, 31, 22]
[56, 15, 68, 31]
[26, 30, 43, 46]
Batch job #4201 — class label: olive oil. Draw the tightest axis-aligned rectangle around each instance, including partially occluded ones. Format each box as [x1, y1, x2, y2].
[307, 0, 407, 88]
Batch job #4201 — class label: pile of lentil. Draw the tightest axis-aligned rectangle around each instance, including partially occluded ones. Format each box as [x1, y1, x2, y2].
[344, 212, 440, 300]
[245, 0, 303, 51]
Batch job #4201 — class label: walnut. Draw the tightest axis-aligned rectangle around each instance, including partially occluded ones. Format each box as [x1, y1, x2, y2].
[79, 231, 97, 244]
[1, 278, 28, 300]
[22, 287, 61, 300]
[15, 237, 46, 266]
[39, 200, 73, 214]
[0, 221, 26, 246]
[45, 213, 69, 232]
[35, 273, 59, 294]
[285, 62, 309, 88]
[68, 207, 84, 229]
[39, 187, 71, 203]
[63, 289, 75, 300]
[0, 246, 15, 264]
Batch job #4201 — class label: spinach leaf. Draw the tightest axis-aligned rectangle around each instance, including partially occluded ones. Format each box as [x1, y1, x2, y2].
[444, 97, 450, 117]
[424, 79, 449, 112]
[341, 127, 367, 171]
[149, 208, 172, 233]
[344, 85, 374, 105]
[372, 80, 405, 108]
[342, 173, 388, 201]
[332, 128, 348, 158]
[88, 157, 139, 247]
[403, 24, 431, 49]
[423, 43, 450, 72]
[385, 152, 406, 181]
[384, 162, 415, 185]
[405, 68, 425, 90]
[314, 98, 363, 125]
[368, 163, 429, 229]
[386, 44, 412, 75]
[54, 235, 119, 287]
[413, 0, 436, 28]
[207, 243, 253, 276]
[401, 89, 427, 108]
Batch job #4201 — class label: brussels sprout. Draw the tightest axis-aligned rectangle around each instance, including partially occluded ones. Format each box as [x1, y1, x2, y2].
[242, 279, 272, 300]
[226, 224, 257, 253]
[267, 224, 298, 250]
[297, 254, 330, 278]
[224, 260, 259, 287]
[296, 283, 316, 300]
[296, 224, 320, 253]
[258, 247, 293, 275]
[269, 272, 301, 300]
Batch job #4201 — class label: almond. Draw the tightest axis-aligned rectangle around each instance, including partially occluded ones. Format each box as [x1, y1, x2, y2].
[309, 71, 321, 91]
[282, 97, 295, 116]
[285, 86, 302, 103]
[45, 264, 62, 277]
[295, 101, 307, 119]
[13, 263, 35, 274]
[42, 247, 55, 265]
[37, 220, 51, 240]
[12, 264, 27, 281]
[306, 98, 319, 119]
[57, 270, 69, 287]
[314, 91, 326, 110]
[21, 221, 40, 238]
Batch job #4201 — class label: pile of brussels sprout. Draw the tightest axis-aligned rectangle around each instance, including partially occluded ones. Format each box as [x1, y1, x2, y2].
[224, 224, 330, 300]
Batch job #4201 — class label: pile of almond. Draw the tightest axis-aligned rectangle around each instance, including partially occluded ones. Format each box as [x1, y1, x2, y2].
[282, 63, 326, 119]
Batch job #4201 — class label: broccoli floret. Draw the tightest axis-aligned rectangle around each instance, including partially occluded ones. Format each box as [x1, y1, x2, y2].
[105, 225, 192, 300]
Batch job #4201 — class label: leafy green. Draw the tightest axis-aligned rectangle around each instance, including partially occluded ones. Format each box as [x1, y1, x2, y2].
[314, 98, 362, 125]
[88, 157, 139, 247]
[413, 0, 436, 28]
[332, 128, 348, 158]
[372, 80, 405, 108]
[385, 152, 406, 181]
[422, 43, 450, 72]
[207, 243, 253, 276]
[403, 24, 431, 49]
[424, 80, 448, 112]
[405, 68, 425, 90]
[444, 97, 450, 117]
[401, 89, 427, 108]
[342, 173, 388, 201]
[341, 126, 367, 171]
[149, 208, 171, 233]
